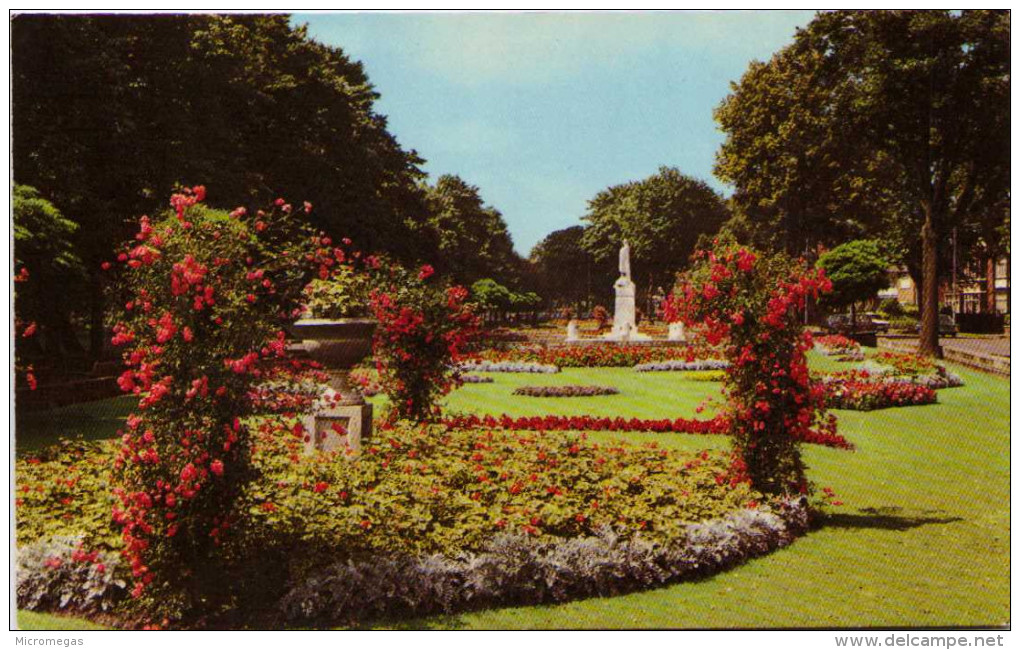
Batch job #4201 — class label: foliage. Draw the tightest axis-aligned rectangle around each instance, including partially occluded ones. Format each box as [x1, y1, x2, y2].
[592, 306, 610, 331]
[878, 298, 905, 318]
[443, 414, 852, 450]
[822, 379, 937, 411]
[816, 240, 890, 316]
[103, 188, 321, 621]
[529, 226, 607, 309]
[274, 501, 808, 628]
[460, 360, 560, 374]
[423, 175, 522, 286]
[478, 344, 709, 368]
[580, 167, 730, 294]
[13, 184, 86, 356]
[633, 359, 730, 373]
[715, 10, 1009, 356]
[369, 265, 479, 422]
[12, 14, 434, 356]
[683, 371, 727, 383]
[512, 385, 620, 398]
[813, 335, 861, 357]
[17, 535, 126, 616]
[671, 240, 834, 496]
[301, 266, 374, 319]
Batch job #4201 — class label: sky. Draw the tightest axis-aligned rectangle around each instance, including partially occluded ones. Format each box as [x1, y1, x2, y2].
[296, 11, 817, 256]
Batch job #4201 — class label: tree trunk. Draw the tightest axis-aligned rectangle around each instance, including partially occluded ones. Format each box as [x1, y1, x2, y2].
[917, 209, 941, 358]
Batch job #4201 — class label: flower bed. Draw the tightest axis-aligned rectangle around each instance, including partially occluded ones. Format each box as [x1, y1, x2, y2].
[461, 374, 494, 384]
[822, 379, 937, 411]
[512, 385, 619, 398]
[443, 414, 853, 450]
[477, 344, 709, 368]
[634, 359, 730, 372]
[459, 359, 560, 374]
[16, 422, 788, 626]
[814, 334, 861, 357]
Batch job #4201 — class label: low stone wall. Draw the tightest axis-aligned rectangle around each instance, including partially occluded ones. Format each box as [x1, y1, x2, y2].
[878, 336, 1010, 377]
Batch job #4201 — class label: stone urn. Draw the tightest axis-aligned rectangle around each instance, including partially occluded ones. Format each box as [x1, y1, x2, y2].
[285, 317, 377, 454]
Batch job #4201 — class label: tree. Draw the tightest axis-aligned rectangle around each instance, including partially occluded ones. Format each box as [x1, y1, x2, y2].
[13, 184, 86, 356]
[580, 167, 730, 304]
[816, 240, 890, 331]
[423, 175, 522, 287]
[715, 10, 1010, 357]
[529, 226, 606, 310]
[12, 14, 432, 357]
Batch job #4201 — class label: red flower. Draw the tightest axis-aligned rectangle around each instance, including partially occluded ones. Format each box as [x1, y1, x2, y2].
[209, 460, 224, 476]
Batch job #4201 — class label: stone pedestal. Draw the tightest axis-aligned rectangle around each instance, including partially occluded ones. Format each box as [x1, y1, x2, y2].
[301, 395, 372, 455]
[603, 276, 651, 341]
[286, 318, 377, 456]
[668, 321, 686, 342]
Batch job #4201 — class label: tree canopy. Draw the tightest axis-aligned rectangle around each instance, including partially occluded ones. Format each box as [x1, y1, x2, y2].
[714, 10, 1010, 355]
[528, 225, 608, 309]
[580, 167, 730, 296]
[12, 14, 433, 354]
[816, 240, 890, 317]
[423, 175, 522, 287]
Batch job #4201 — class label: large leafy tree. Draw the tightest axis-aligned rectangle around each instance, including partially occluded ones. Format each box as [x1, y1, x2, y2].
[715, 10, 1010, 356]
[12, 14, 432, 356]
[580, 167, 730, 302]
[529, 226, 608, 310]
[423, 175, 522, 287]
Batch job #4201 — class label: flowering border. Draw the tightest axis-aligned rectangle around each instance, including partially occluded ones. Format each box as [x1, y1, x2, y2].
[443, 414, 853, 450]
[275, 498, 809, 627]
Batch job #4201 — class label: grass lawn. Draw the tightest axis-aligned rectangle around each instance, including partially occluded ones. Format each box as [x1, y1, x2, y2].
[15, 352, 1010, 629]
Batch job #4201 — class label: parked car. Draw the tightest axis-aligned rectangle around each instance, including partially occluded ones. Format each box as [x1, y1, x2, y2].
[914, 314, 959, 337]
[825, 313, 879, 334]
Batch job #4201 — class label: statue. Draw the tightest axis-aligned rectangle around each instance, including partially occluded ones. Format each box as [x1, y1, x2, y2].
[619, 239, 631, 278]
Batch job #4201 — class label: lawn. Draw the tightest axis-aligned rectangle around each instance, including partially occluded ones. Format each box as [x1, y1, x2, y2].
[15, 353, 1010, 629]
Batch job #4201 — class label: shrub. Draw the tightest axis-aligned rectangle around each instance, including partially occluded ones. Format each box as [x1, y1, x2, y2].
[878, 298, 905, 317]
[670, 240, 834, 496]
[103, 188, 322, 621]
[17, 535, 126, 616]
[512, 385, 620, 397]
[370, 264, 479, 423]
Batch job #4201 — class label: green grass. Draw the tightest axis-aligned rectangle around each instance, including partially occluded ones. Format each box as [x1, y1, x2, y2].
[16, 610, 109, 630]
[15, 395, 137, 454]
[16, 354, 1010, 628]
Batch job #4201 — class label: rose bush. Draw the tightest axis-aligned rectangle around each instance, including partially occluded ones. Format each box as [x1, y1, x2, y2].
[669, 240, 835, 496]
[369, 264, 479, 422]
[103, 188, 324, 622]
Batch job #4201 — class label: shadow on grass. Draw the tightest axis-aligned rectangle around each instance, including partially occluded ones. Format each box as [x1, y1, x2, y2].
[818, 506, 963, 531]
[15, 395, 137, 455]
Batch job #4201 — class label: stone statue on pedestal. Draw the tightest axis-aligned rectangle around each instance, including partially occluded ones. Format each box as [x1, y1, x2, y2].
[605, 240, 650, 342]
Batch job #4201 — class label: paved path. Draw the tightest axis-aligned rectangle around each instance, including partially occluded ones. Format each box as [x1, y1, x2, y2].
[879, 335, 1009, 357]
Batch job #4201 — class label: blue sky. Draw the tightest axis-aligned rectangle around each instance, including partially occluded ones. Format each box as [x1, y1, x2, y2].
[295, 11, 817, 256]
